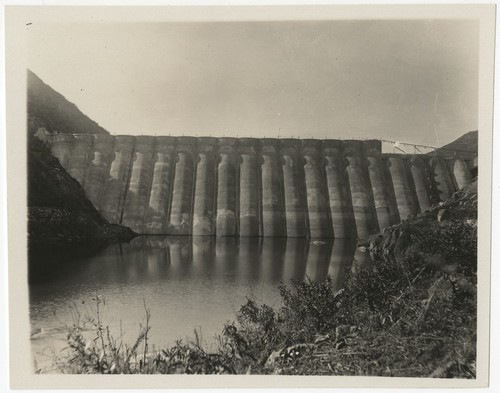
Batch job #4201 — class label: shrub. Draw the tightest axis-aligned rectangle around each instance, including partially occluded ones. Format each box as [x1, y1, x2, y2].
[278, 276, 343, 339]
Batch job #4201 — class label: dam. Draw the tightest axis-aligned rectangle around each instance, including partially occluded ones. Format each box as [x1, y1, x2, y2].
[46, 134, 476, 238]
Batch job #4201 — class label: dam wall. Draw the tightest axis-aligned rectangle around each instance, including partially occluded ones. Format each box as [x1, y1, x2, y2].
[47, 134, 476, 238]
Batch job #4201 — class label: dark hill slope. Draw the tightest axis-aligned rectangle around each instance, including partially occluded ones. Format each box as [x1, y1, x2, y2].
[28, 69, 109, 136]
[434, 130, 478, 159]
[27, 72, 134, 279]
[28, 133, 134, 249]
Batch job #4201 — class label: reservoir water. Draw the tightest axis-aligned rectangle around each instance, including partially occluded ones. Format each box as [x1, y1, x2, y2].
[29, 236, 370, 370]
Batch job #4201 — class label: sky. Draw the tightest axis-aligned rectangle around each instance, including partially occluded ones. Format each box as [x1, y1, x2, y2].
[27, 19, 479, 147]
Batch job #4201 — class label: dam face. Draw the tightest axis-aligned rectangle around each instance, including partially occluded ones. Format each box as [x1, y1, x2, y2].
[47, 134, 476, 238]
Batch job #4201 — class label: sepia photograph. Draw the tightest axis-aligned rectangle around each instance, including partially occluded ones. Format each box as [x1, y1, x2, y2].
[4, 4, 495, 390]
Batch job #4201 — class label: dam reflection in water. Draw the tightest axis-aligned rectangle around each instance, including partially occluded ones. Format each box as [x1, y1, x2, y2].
[94, 236, 370, 288]
[30, 236, 371, 362]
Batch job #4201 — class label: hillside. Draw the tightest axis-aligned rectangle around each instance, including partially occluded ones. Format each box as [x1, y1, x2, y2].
[27, 70, 109, 136]
[27, 72, 135, 279]
[28, 133, 134, 247]
[434, 131, 478, 159]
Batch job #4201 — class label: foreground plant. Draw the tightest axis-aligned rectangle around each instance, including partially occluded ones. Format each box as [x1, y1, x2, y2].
[55, 296, 236, 374]
[221, 204, 477, 376]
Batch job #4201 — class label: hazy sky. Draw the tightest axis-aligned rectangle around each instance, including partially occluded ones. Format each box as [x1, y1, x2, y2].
[27, 19, 479, 147]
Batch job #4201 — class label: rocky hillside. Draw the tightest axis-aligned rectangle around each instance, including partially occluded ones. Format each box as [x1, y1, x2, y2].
[28, 133, 135, 250]
[27, 72, 135, 276]
[369, 178, 477, 258]
[434, 130, 478, 159]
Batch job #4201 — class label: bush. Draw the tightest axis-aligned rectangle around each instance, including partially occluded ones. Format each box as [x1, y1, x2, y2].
[57, 296, 151, 374]
[55, 297, 238, 375]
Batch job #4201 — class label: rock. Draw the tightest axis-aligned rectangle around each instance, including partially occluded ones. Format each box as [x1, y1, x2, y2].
[437, 208, 448, 222]
[451, 276, 477, 295]
[283, 343, 314, 359]
[265, 350, 282, 369]
[34, 127, 50, 143]
[466, 219, 477, 227]
[266, 344, 316, 369]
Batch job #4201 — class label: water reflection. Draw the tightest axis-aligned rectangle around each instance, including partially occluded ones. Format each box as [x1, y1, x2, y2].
[104, 236, 363, 286]
[31, 236, 370, 287]
[329, 240, 350, 292]
[30, 236, 370, 365]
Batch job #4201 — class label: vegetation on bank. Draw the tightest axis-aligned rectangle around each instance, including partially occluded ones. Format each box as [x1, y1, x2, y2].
[47, 181, 478, 378]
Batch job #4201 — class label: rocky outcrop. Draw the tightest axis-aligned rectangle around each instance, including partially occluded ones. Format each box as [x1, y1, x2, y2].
[28, 135, 135, 251]
[27, 71, 136, 260]
[368, 178, 477, 265]
[434, 131, 478, 159]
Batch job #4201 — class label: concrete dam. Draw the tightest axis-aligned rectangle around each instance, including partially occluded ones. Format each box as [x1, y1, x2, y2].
[47, 134, 476, 238]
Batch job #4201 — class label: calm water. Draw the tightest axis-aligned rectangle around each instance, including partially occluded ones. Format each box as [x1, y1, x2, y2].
[29, 236, 371, 369]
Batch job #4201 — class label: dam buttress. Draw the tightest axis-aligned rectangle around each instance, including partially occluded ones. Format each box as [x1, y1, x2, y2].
[47, 134, 476, 238]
